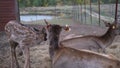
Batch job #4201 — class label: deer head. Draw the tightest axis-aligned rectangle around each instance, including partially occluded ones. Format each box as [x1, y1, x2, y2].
[44, 19, 70, 42]
[30, 26, 47, 45]
[103, 20, 120, 35]
[44, 19, 70, 32]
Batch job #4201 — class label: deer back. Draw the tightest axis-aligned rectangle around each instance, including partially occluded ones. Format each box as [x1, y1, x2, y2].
[5, 20, 47, 45]
[53, 47, 120, 68]
[60, 35, 103, 52]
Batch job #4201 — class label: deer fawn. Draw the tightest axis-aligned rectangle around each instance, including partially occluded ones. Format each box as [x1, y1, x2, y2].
[60, 21, 120, 53]
[5, 20, 47, 68]
[44, 20, 120, 68]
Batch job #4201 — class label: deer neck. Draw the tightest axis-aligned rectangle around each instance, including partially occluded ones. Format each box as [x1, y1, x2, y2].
[49, 33, 60, 49]
[100, 28, 116, 47]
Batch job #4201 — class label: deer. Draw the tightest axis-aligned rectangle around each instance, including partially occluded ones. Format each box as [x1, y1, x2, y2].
[5, 20, 47, 68]
[53, 47, 120, 68]
[60, 21, 120, 53]
[44, 20, 120, 68]
[44, 20, 70, 59]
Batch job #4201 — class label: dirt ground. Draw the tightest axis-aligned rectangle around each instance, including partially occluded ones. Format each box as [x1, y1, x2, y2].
[0, 24, 120, 68]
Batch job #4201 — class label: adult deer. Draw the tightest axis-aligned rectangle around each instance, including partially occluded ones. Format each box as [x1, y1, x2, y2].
[60, 21, 120, 53]
[5, 20, 47, 68]
[53, 47, 120, 68]
[44, 20, 120, 68]
[44, 20, 70, 59]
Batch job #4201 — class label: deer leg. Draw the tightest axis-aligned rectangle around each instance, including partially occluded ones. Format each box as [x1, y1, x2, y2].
[10, 41, 14, 68]
[14, 43, 20, 68]
[49, 46, 54, 59]
[21, 46, 30, 68]
[9, 40, 19, 68]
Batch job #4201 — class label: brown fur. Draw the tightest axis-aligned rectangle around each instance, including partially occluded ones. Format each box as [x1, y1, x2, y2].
[53, 47, 120, 68]
[60, 23, 120, 53]
[5, 20, 47, 68]
[45, 20, 120, 68]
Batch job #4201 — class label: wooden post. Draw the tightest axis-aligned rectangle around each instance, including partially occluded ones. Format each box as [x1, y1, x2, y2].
[115, 0, 118, 24]
[90, 0, 92, 24]
[98, 0, 101, 26]
[80, 2, 83, 23]
[84, 0, 86, 24]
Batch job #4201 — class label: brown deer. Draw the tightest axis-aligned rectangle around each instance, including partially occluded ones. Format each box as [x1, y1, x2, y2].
[44, 20, 120, 68]
[53, 47, 120, 68]
[44, 20, 70, 59]
[60, 21, 120, 53]
[5, 20, 47, 68]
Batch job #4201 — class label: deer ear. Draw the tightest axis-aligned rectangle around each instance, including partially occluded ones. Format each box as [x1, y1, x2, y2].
[45, 24, 51, 29]
[44, 19, 51, 29]
[102, 20, 111, 27]
[112, 25, 116, 29]
[44, 19, 51, 25]
[104, 23, 111, 27]
[62, 24, 71, 32]
[104, 22, 111, 27]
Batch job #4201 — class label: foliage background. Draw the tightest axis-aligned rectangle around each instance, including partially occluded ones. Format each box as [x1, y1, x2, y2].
[18, 0, 120, 8]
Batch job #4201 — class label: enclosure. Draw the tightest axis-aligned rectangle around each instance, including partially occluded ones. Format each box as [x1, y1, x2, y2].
[0, 0, 120, 68]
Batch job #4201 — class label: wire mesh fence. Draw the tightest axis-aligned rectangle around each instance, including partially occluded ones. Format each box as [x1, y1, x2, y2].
[19, 0, 120, 27]
[72, 0, 120, 27]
